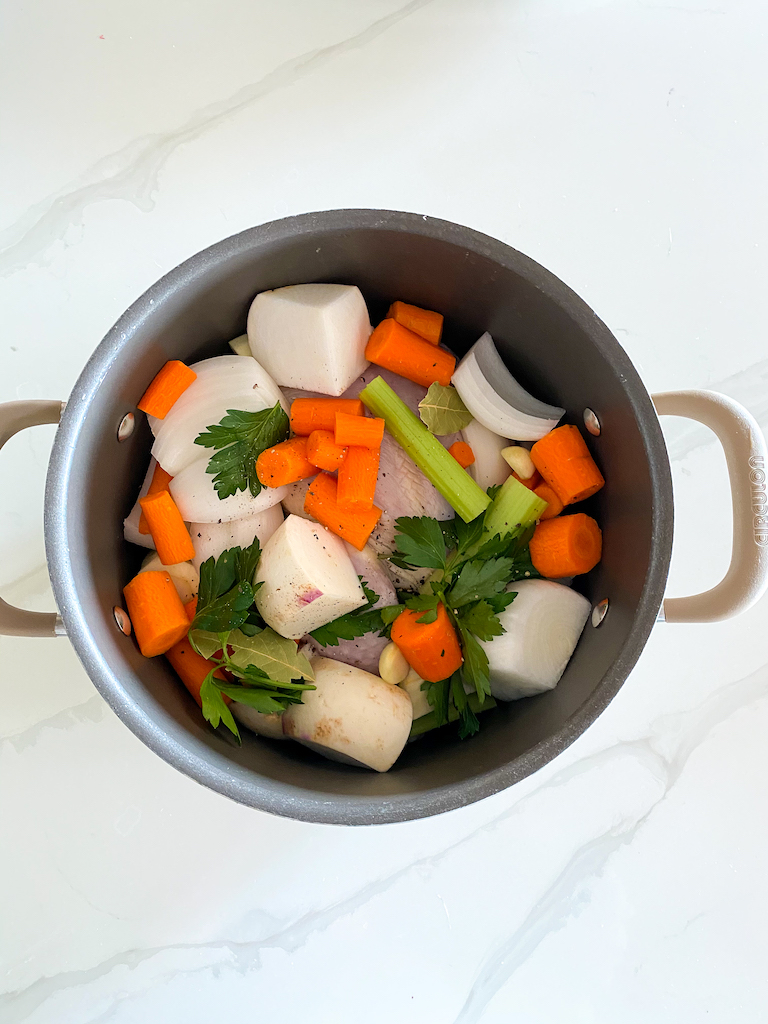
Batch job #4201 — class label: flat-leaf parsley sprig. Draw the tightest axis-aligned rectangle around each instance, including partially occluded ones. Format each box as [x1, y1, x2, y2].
[194, 404, 289, 499]
[386, 498, 540, 738]
[188, 536, 314, 743]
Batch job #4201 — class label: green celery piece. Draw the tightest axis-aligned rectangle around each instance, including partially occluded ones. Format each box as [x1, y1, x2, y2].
[360, 376, 491, 523]
[483, 474, 548, 540]
[409, 693, 497, 738]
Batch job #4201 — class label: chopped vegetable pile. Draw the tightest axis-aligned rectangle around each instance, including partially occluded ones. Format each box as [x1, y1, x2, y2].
[122, 286, 605, 772]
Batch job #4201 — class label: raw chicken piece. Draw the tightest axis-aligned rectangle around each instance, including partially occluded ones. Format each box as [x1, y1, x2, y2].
[370, 429, 453, 549]
[303, 542, 397, 674]
[343, 365, 427, 416]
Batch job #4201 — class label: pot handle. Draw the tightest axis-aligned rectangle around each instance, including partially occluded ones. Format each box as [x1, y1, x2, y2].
[0, 400, 66, 637]
[653, 390, 768, 623]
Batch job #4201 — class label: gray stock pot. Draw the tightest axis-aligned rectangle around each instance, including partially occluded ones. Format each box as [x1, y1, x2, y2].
[1, 210, 766, 824]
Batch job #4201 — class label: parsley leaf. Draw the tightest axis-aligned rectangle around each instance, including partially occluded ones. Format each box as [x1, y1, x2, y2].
[424, 678, 449, 726]
[404, 593, 440, 624]
[392, 517, 448, 570]
[309, 581, 386, 647]
[194, 404, 289, 499]
[191, 536, 263, 634]
[453, 515, 485, 559]
[446, 557, 514, 608]
[380, 605, 404, 626]
[457, 600, 505, 641]
[451, 671, 480, 739]
[200, 672, 241, 743]
[458, 627, 492, 702]
[486, 590, 518, 614]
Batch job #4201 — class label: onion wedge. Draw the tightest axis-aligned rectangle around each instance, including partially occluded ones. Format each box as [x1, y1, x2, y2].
[452, 333, 564, 441]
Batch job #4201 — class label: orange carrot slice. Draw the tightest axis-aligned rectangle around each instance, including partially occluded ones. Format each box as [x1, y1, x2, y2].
[137, 361, 197, 419]
[304, 472, 382, 551]
[256, 436, 316, 488]
[290, 398, 365, 436]
[165, 638, 228, 707]
[448, 441, 475, 468]
[387, 301, 443, 346]
[123, 570, 190, 657]
[390, 602, 463, 682]
[183, 596, 198, 622]
[533, 482, 563, 520]
[139, 490, 195, 565]
[529, 513, 602, 578]
[334, 412, 384, 449]
[138, 464, 174, 535]
[337, 446, 380, 512]
[512, 470, 543, 491]
[306, 430, 348, 471]
[530, 425, 605, 505]
[365, 319, 455, 388]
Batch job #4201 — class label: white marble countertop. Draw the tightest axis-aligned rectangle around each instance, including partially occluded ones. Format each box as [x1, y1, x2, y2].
[2, 1, 768, 1020]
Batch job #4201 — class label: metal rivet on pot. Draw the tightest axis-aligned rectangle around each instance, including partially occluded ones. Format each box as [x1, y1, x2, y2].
[591, 599, 609, 627]
[117, 413, 135, 442]
[583, 408, 601, 436]
[114, 606, 132, 636]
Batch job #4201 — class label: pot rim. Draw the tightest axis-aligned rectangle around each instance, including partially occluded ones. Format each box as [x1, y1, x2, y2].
[45, 208, 673, 824]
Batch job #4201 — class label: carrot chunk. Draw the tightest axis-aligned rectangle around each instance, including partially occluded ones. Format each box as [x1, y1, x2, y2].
[290, 398, 365, 436]
[530, 425, 605, 505]
[512, 470, 543, 491]
[387, 301, 444, 346]
[337, 446, 380, 511]
[123, 570, 190, 657]
[529, 513, 602, 578]
[448, 441, 475, 468]
[533, 482, 564, 520]
[183, 596, 198, 622]
[139, 490, 195, 565]
[334, 412, 384, 449]
[390, 602, 463, 682]
[304, 472, 382, 551]
[306, 430, 348, 471]
[365, 319, 455, 388]
[138, 463, 174, 534]
[165, 638, 228, 707]
[256, 436, 316, 488]
[137, 361, 197, 419]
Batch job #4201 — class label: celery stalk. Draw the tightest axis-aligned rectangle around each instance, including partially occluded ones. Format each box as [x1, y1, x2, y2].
[483, 474, 548, 539]
[409, 693, 497, 738]
[360, 376, 491, 523]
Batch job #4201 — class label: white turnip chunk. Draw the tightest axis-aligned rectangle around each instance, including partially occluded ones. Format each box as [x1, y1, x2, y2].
[247, 284, 371, 397]
[150, 355, 287, 475]
[169, 457, 287, 523]
[282, 657, 412, 771]
[231, 703, 287, 740]
[481, 579, 590, 701]
[123, 458, 157, 550]
[138, 552, 199, 604]
[461, 419, 512, 491]
[189, 504, 284, 571]
[255, 516, 367, 640]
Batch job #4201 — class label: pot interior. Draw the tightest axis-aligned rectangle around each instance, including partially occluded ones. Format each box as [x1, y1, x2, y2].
[48, 211, 672, 823]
